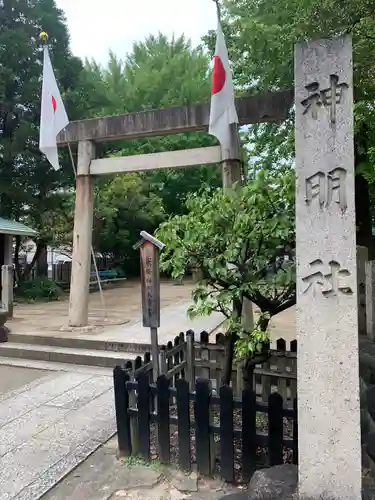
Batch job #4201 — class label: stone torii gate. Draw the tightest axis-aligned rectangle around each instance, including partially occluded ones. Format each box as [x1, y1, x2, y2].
[57, 90, 293, 328]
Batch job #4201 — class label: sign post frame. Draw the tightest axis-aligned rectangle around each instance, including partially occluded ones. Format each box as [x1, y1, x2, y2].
[134, 231, 165, 381]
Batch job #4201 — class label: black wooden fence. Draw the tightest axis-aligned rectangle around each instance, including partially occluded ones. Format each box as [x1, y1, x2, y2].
[114, 368, 298, 482]
[118, 331, 297, 405]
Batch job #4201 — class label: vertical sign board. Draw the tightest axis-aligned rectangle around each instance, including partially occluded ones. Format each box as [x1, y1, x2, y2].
[135, 231, 165, 381]
[140, 241, 160, 328]
[295, 36, 361, 499]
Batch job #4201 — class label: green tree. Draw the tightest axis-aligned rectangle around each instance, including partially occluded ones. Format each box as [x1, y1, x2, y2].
[157, 170, 295, 385]
[92, 174, 165, 274]
[79, 33, 222, 266]
[85, 33, 212, 115]
[203, 0, 375, 251]
[84, 34, 221, 218]
[0, 0, 94, 277]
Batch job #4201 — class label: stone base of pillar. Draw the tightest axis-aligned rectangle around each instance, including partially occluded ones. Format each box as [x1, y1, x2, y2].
[0, 311, 9, 342]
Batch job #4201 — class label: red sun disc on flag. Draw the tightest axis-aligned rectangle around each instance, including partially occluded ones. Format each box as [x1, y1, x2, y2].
[212, 56, 226, 95]
[51, 95, 57, 113]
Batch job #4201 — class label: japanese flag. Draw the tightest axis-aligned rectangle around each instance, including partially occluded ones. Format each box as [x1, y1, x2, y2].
[208, 11, 238, 153]
[39, 46, 69, 171]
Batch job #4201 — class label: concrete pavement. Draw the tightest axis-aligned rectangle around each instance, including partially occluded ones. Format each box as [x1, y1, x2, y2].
[43, 436, 245, 500]
[0, 367, 114, 500]
[0, 365, 50, 395]
[0, 362, 244, 500]
[1, 300, 225, 369]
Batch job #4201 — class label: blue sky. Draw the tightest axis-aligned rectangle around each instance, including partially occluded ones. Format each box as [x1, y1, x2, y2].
[55, 0, 217, 64]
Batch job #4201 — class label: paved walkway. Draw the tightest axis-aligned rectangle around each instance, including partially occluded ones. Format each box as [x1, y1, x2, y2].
[8, 280, 197, 335]
[43, 436, 246, 500]
[100, 302, 224, 345]
[0, 365, 50, 395]
[0, 368, 114, 500]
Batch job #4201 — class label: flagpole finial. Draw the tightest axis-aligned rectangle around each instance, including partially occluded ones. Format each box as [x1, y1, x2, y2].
[39, 31, 49, 44]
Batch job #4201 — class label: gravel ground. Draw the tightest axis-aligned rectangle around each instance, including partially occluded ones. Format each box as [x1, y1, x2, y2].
[148, 399, 295, 484]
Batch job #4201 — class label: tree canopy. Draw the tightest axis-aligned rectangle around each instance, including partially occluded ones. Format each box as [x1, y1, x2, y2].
[0, 12, 222, 277]
[203, 0, 375, 251]
[0, 0, 98, 275]
[157, 169, 295, 334]
[79, 33, 221, 270]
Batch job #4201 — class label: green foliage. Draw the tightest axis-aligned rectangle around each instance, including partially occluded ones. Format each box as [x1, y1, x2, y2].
[84, 33, 211, 115]
[0, 0, 99, 276]
[157, 170, 296, 357]
[1, 11, 221, 276]
[235, 315, 270, 359]
[16, 278, 63, 302]
[78, 33, 221, 268]
[83, 33, 221, 212]
[92, 173, 165, 273]
[203, 0, 375, 235]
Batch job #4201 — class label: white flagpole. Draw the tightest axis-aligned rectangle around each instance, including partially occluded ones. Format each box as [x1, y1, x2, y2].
[40, 32, 106, 319]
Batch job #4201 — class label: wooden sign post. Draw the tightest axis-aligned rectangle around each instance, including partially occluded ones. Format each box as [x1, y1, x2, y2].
[134, 231, 165, 381]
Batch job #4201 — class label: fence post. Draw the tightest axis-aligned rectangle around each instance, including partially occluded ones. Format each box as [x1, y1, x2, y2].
[174, 335, 181, 385]
[124, 360, 133, 374]
[276, 339, 287, 403]
[158, 347, 167, 410]
[220, 385, 234, 482]
[290, 340, 297, 402]
[159, 346, 167, 375]
[176, 378, 191, 471]
[167, 341, 173, 372]
[137, 372, 151, 460]
[242, 388, 257, 482]
[195, 378, 213, 476]
[157, 375, 170, 464]
[268, 392, 283, 466]
[261, 357, 271, 402]
[235, 359, 244, 398]
[200, 331, 211, 383]
[134, 356, 142, 374]
[113, 366, 131, 457]
[128, 368, 139, 455]
[186, 330, 195, 390]
[179, 331, 185, 379]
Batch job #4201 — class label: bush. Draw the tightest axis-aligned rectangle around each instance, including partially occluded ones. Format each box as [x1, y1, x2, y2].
[15, 278, 63, 302]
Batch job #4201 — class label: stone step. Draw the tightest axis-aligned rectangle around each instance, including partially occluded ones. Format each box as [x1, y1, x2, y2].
[7, 332, 150, 354]
[0, 342, 139, 368]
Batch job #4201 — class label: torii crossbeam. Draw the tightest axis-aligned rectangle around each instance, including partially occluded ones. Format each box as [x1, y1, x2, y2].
[57, 90, 294, 327]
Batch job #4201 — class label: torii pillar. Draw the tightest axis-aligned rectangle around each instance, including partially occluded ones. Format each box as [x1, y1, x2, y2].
[68, 141, 95, 326]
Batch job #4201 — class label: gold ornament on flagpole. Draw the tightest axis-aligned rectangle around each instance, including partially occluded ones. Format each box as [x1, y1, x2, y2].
[39, 31, 49, 42]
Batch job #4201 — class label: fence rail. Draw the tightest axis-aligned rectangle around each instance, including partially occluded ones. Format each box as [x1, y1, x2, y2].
[114, 369, 298, 482]
[120, 331, 297, 406]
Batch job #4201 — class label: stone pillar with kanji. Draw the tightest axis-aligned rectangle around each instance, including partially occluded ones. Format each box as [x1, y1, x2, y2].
[295, 36, 361, 499]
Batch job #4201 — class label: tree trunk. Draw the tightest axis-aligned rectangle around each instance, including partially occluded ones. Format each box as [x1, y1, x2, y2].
[222, 331, 237, 386]
[258, 314, 270, 332]
[18, 241, 43, 281]
[222, 298, 242, 386]
[36, 243, 48, 278]
[243, 314, 271, 391]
